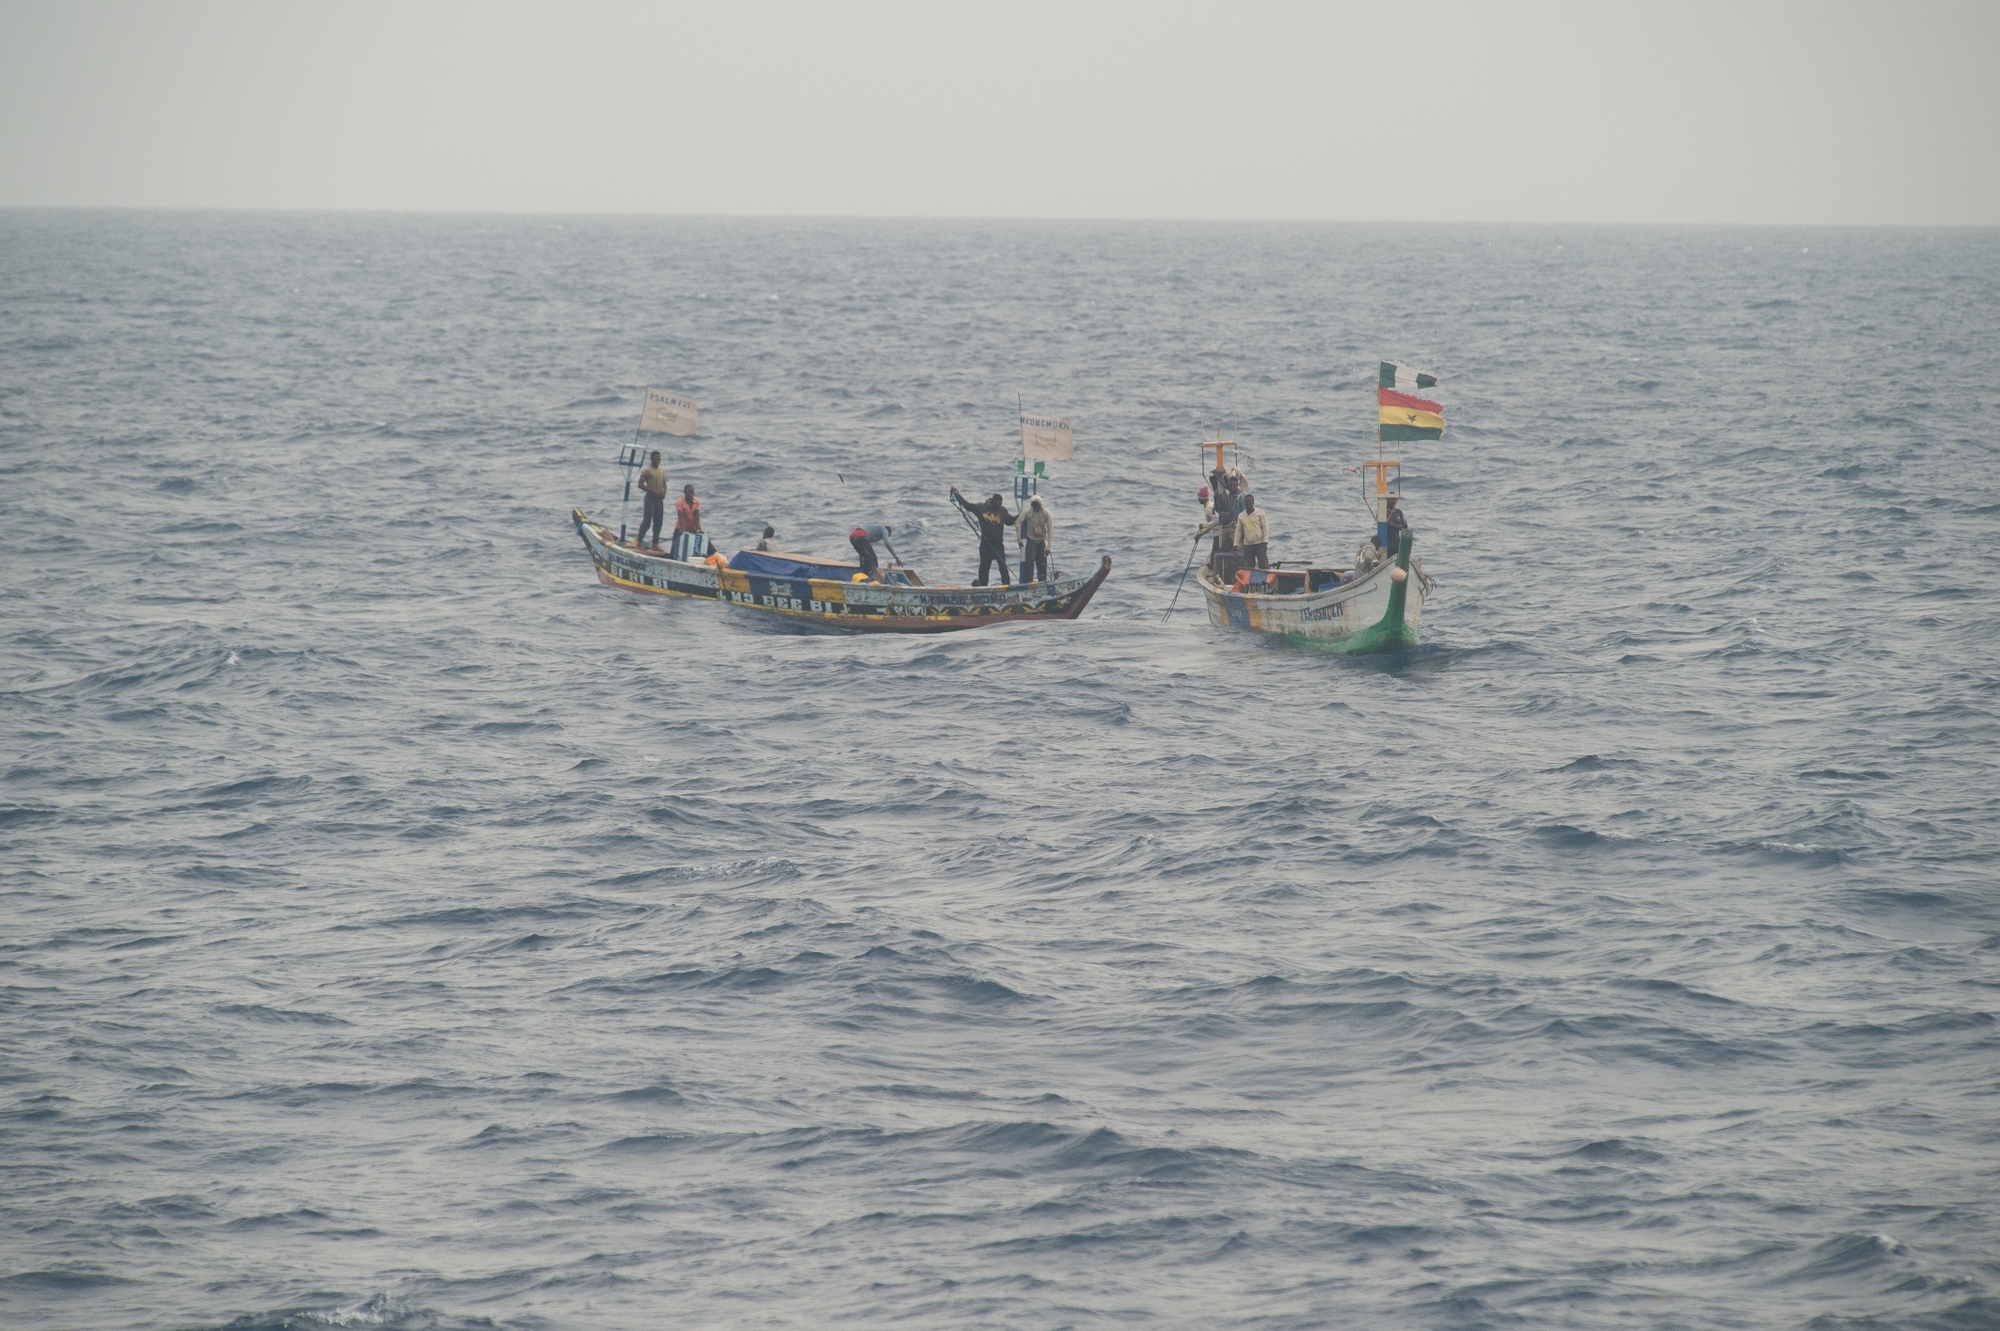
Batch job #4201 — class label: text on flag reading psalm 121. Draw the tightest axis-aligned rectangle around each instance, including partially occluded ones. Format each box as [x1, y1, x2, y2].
[639, 387, 700, 436]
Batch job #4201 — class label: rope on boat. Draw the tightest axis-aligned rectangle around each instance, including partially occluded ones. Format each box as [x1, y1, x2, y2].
[1161, 531, 1205, 622]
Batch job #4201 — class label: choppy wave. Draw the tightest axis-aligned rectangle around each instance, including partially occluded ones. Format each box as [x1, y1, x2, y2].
[1, 213, 1997, 1329]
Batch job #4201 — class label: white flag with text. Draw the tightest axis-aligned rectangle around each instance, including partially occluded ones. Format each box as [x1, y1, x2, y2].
[639, 387, 699, 436]
[1020, 411, 1073, 462]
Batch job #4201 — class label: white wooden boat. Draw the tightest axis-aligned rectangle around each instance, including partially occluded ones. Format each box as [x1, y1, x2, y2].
[1185, 362, 1444, 653]
[1195, 530, 1423, 651]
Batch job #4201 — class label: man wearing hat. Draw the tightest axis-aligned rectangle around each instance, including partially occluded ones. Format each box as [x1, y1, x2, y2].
[1384, 494, 1410, 553]
[1017, 495, 1052, 583]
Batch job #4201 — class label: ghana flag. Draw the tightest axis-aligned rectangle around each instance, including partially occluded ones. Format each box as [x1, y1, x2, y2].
[1379, 361, 1444, 441]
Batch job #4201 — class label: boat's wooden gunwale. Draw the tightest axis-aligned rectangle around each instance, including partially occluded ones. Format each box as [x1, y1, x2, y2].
[1195, 546, 1423, 647]
[1193, 565, 1381, 604]
[573, 511, 1109, 632]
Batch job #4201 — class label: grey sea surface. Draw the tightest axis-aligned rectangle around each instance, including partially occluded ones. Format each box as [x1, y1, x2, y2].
[2, 212, 1997, 1329]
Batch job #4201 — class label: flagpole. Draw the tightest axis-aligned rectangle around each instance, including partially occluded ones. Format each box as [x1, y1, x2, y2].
[620, 429, 642, 544]
[1374, 364, 1388, 552]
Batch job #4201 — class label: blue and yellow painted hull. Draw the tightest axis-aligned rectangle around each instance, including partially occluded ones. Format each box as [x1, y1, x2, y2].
[573, 510, 1111, 633]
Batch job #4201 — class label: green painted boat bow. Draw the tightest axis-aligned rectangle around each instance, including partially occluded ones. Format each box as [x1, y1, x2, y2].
[1314, 531, 1419, 655]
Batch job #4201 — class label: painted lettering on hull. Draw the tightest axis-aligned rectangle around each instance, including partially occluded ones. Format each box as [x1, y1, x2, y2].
[723, 590, 818, 613]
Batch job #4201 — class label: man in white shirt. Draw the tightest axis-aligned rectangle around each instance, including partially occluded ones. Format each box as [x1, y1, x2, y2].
[1237, 495, 1270, 570]
[1017, 497, 1052, 583]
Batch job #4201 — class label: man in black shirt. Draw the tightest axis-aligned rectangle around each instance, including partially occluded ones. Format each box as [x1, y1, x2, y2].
[949, 488, 1016, 586]
[1385, 495, 1411, 554]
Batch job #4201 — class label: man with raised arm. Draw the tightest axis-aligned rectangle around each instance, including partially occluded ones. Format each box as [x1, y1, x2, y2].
[949, 487, 1017, 587]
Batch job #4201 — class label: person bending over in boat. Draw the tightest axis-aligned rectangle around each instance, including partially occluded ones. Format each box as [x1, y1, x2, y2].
[636, 451, 668, 550]
[1237, 495, 1270, 570]
[1352, 535, 1385, 580]
[949, 487, 1016, 586]
[1017, 496, 1052, 583]
[849, 525, 884, 581]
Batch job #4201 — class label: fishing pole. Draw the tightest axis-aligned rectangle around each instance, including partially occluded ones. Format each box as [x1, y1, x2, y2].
[1161, 529, 1206, 623]
[948, 486, 982, 538]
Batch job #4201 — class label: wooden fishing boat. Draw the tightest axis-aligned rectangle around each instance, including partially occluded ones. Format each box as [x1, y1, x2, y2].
[1195, 528, 1424, 652]
[572, 510, 1111, 633]
[1186, 361, 1443, 653]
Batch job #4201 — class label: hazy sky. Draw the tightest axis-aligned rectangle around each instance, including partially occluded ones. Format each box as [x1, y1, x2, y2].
[2, 0, 1995, 222]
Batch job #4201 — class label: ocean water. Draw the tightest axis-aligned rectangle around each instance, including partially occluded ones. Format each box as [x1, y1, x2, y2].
[2, 211, 1997, 1330]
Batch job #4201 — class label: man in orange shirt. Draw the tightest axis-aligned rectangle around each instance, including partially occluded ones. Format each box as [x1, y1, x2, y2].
[673, 485, 703, 559]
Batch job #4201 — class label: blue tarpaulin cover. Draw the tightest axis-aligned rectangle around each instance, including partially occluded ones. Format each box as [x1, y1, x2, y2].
[727, 550, 861, 581]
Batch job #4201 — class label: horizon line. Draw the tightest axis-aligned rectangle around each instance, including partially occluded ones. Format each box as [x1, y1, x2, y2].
[2, 205, 1994, 230]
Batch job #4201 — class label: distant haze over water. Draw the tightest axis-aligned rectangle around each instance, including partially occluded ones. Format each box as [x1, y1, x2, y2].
[1, 212, 1997, 1328]
[4, 4, 1998, 222]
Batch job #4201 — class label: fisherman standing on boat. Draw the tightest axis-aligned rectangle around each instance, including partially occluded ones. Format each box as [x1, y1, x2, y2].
[1018, 496, 1052, 583]
[1205, 469, 1230, 541]
[756, 525, 777, 552]
[1237, 495, 1270, 570]
[1385, 495, 1410, 552]
[1213, 471, 1242, 551]
[636, 450, 667, 550]
[1204, 471, 1243, 570]
[673, 485, 703, 557]
[949, 487, 1016, 586]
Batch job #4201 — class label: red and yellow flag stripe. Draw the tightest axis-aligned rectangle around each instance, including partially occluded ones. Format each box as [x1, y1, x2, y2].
[1378, 386, 1443, 438]
[1378, 387, 1442, 415]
